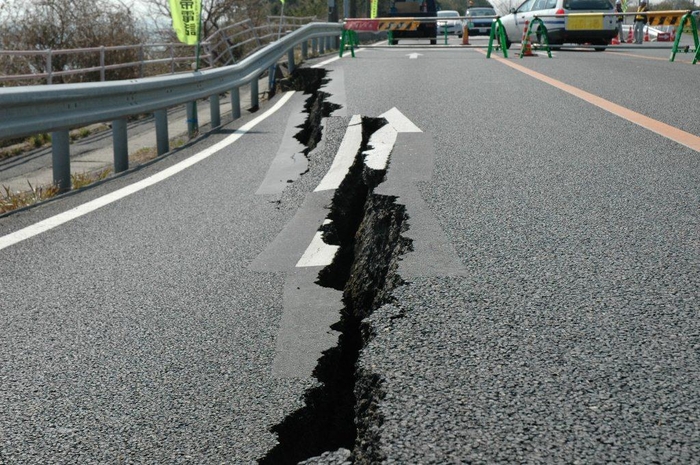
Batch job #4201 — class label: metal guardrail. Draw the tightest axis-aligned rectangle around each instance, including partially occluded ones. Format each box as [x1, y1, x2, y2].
[0, 43, 213, 85]
[0, 22, 342, 191]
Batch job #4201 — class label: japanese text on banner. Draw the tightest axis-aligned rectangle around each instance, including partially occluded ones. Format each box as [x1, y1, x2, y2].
[169, 0, 202, 45]
[371, 0, 378, 19]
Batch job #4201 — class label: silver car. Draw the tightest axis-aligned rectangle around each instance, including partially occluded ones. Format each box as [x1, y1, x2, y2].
[498, 0, 616, 50]
[437, 10, 464, 38]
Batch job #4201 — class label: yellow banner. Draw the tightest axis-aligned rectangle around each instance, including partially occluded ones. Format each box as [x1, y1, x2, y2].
[647, 11, 687, 26]
[371, 0, 378, 19]
[377, 20, 420, 31]
[169, 0, 202, 45]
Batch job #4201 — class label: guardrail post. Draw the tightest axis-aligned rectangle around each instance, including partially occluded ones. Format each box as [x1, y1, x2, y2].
[287, 48, 296, 73]
[47, 50, 53, 85]
[155, 109, 169, 155]
[186, 101, 198, 138]
[139, 45, 145, 78]
[251, 78, 259, 109]
[231, 87, 241, 119]
[312, 38, 319, 55]
[100, 46, 106, 81]
[112, 118, 128, 173]
[320, 37, 326, 54]
[210, 93, 221, 128]
[51, 130, 71, 192]
[302, 40, 308, 59]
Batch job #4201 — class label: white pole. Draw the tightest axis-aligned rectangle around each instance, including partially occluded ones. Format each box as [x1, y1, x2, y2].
[278, 2, 285, 40]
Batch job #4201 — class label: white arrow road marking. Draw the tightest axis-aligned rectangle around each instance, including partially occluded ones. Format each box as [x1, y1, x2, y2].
[379, 107, 423, 133]
[364, 123, 398, 171]
[296, 220, 340, 267]
[314, 115, 363, 192]
[0, 92, 297, 253]
[407, 53, 423, 59]
[300, 108, 422, 266]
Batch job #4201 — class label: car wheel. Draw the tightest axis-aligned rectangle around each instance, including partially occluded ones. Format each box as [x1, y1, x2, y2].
[594, 46, 606, 51]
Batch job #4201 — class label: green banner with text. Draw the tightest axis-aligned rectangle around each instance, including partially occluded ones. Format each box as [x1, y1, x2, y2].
[169, 0, 202, 45]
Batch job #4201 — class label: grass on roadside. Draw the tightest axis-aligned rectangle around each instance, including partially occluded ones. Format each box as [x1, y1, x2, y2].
[1, 182, 61, 214]
[1, 136, 188, 214]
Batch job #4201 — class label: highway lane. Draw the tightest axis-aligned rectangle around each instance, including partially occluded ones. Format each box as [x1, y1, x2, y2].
[332, 43, 699, 461]
[0, 41, 698, 463]
[0, 89, 354, 462]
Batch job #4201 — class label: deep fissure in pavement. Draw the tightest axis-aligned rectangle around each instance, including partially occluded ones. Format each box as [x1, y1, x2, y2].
[259, 117, 413, 464]
[280, 68, 340, 159]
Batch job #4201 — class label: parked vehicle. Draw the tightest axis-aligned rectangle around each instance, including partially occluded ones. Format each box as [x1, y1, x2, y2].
[498, 0, 617, 51]
[438, 10, 464, 37]
[387, 0, 438, 45]
[465, 7, 498, 35]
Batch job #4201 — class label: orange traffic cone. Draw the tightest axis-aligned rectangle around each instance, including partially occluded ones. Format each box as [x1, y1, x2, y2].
[644, 26, 650, 41]
[611, 36, 620, 45]
[462, 25, 470, 45]
[521, 21, 535, 56]
[627, 26, 634, 43]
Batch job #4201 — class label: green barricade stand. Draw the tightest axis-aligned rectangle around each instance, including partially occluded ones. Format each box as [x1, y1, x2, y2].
[522, 17, 552, 58]
[487, 18, 509, 58]
[339, 29, 360, 58]
[670, 13, 699, 64]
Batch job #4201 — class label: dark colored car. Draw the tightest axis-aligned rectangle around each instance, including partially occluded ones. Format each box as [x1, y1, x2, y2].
[387, 0, 438, 45]
[465, 7, 498, 35]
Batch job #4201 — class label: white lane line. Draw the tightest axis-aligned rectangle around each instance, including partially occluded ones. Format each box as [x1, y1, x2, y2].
[296, 220, 340, 267]
[311, 48, 363, 68]
[364, 123, 397, 171]
[0, 91, 297, 253]
[314, 114, 363, 192]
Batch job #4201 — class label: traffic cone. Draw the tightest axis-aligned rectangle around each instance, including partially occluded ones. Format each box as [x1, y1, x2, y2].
[462, 25, 470, 45]
[611, 36, 620, 45]
[627, 26, 634, 43]
[644, 26, 650, 41]
[670, 27, 676, 41]
[521, 21, 535, 56]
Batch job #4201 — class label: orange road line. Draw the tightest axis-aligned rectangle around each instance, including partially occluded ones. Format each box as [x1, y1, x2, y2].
[478, 50, 700, 153]
[604, 50, 697, 63]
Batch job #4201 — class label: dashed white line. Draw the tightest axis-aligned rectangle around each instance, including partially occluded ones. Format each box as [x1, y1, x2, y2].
[296, 220, 340, 267]
[314, 114, 363, 192]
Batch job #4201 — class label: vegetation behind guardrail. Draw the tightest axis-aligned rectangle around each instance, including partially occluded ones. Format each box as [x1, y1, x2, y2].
[0, 15, 318, 87]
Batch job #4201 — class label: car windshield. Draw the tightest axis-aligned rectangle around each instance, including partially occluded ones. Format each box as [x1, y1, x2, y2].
[468, 8, 496, 15]
[438, 10, 460, 17]
[564, 0, 613, 10]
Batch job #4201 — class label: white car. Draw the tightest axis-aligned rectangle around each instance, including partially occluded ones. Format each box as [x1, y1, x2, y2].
[498, 0, 617, 51]
[437, 10, 463, 37]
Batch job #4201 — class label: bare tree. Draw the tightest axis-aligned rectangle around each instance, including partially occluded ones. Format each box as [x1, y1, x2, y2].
[142, 0, 271, 42]
[0, 0, 148, 82]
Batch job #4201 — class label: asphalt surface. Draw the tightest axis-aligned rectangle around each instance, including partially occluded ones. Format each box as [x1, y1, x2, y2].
[338, 38, 699, 462]
[1, 36, 699, 463]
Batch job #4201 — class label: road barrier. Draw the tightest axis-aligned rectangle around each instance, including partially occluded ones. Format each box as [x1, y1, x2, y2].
[487, 18, 509, 58]
[670, 12, 699, 63]
[521, 18, 553, 58]
[0, 22, 343, 192]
